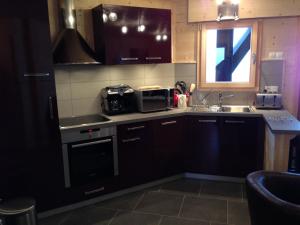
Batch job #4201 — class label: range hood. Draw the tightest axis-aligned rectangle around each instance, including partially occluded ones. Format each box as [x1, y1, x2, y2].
[52, 0, 100, 65]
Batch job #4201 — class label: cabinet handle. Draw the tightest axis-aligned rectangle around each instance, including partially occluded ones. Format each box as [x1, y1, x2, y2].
[161, 121, 177, 126]
[72, 139, 112, 148]
[84, 187, 105, 195]
[146, 57, 162, 60]
[122, 137, 141, 143]
[198, 119, 217, 123]
[225, 120, 245, 124]
[127, 126, 145, 131]
[121, 57, 139, 61]
[24, 72, 50, 77]
[49, 96, 54, 120]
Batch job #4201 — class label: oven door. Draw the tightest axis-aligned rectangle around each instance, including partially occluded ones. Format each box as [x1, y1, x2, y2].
[62, 136, 118, 188]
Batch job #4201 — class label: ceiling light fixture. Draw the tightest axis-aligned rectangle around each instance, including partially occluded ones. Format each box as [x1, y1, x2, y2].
[156, 35, 162, 41]
[109, 12, 118, 22]
[138, 24, 146, 32]
[102, 13, 108, 23]
[121, 26, 128, 34]
[216, 0, 239, 21]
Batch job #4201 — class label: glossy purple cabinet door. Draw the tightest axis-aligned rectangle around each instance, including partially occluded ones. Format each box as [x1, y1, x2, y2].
[143, 8, 171, 64]
[92, 5, 171, 65]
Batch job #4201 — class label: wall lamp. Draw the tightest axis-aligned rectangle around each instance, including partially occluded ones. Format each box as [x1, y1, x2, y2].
[216, 0, 239, 21]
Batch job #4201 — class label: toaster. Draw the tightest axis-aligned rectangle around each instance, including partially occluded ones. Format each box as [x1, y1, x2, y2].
[255, 93, 282, 109]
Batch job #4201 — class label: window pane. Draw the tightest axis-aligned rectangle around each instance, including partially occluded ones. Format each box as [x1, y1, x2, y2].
[206, 27, 252, 83]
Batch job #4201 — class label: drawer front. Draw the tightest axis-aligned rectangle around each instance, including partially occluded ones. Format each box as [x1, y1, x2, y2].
[117, 121, 150, 139]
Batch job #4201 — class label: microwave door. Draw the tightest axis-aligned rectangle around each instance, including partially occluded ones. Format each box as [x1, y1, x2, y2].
[143, 90, 168, 112]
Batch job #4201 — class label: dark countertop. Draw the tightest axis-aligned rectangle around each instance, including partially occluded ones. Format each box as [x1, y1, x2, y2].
[60, 107, 300, 135]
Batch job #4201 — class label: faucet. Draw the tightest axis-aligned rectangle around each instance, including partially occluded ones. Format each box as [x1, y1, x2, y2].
[218, 92, 234, 107]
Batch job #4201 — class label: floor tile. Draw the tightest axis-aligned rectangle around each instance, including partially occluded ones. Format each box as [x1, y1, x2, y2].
[200, 180, 243, 200]
[228, 201, 251, 225]
[135, 192, 183, 216]
[96, 191, 144, 210]
[110, 211, 161, 225]
[160, 179, 202, 196]
[160, 216, 209, 225]
[180, 196, 227, 224]
[39, 212, 70, 225]
[61, 206, 116, 225]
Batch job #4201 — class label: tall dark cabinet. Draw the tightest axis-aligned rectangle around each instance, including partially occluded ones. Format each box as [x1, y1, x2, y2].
[0, 0, 64, 211]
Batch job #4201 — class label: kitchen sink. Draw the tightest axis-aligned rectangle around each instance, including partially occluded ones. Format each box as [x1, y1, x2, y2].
[191, 105, 252, 113]
[210, 105, 252, 113]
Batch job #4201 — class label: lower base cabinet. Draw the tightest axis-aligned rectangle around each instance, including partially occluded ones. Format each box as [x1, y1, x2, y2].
[185, 116, 221, 175]
[117, 121, 154, 188]
[152, 117, 185, 179]
[185, 116, 265, 178]
[220, 116, 265, 177]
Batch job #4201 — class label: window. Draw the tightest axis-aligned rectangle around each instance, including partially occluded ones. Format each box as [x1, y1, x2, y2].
[198, 20, 259, 89]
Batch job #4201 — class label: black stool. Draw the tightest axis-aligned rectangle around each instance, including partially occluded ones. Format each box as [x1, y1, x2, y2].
[0, 198, 37, 225]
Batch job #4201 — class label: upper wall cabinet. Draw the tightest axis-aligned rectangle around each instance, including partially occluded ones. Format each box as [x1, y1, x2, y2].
[92, 5, 171, 65]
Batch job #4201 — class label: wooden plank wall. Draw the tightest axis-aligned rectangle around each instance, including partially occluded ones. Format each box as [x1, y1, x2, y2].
[260, 18, 300, 116]
[188, 0, 300, 22]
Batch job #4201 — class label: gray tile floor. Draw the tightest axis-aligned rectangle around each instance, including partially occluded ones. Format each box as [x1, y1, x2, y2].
[39, 179, 250, 225]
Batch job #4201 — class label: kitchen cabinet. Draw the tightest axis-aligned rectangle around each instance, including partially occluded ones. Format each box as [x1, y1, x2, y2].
[117, 121, 154, 188]
[185, 116, 221, 175]
[220, 117, 265, 177]
[152, 117, 184, 178]
[92, 5, 171, 65]
[185, 116, 264, 177]
[0, 0, 64, 211]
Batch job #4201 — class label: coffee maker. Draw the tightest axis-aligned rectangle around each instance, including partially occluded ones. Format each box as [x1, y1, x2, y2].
[101, 84, 136, 115]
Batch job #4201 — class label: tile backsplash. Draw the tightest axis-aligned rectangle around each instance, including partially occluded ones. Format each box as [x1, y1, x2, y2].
[55, 62, 284, 118]
[55, 64, 175, 118]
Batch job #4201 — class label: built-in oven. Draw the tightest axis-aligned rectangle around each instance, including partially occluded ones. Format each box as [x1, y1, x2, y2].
[61, 126, 118, 188]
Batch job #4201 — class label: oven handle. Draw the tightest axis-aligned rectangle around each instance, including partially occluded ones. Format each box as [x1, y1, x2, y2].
[72, 139, 112, 149]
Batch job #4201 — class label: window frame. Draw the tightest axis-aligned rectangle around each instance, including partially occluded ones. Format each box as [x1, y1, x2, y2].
[198, 20, 260, 90]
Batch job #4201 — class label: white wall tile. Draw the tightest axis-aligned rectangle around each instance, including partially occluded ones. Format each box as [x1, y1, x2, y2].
[145, 64, 175, 79]
[72, 98, 101, 116]
[54, 68, 70, 84]
[71, 81, 110, 99]
[69, 66, 110, 83]
[144, 77, 175, 87]
[57, 100, 73, 118]
[109, 65, 145, 81]
[56, 84, 72, 101]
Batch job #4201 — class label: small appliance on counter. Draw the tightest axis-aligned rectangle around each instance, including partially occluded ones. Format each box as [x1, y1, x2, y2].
[135, 86, 174, 113]
[255, 93, 282, 109]
[101, 84, 136, 115]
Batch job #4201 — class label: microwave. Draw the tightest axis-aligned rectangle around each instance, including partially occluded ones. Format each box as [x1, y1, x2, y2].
[135, 88, 174, 113]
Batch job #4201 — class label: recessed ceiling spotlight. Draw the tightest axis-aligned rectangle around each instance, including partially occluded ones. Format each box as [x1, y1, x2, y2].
[121, 26, 128, 34]
[162, 34, 168, 41]
[156, 35, 162, 41]
[138, 25, 146, 32]
[109, 12, 118, 22]
[102, 13, 108, 23]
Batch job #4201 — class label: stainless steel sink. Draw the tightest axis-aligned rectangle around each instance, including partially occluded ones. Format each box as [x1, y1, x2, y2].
[209, 105, 252, 113]
[191, 105, 253, 113]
